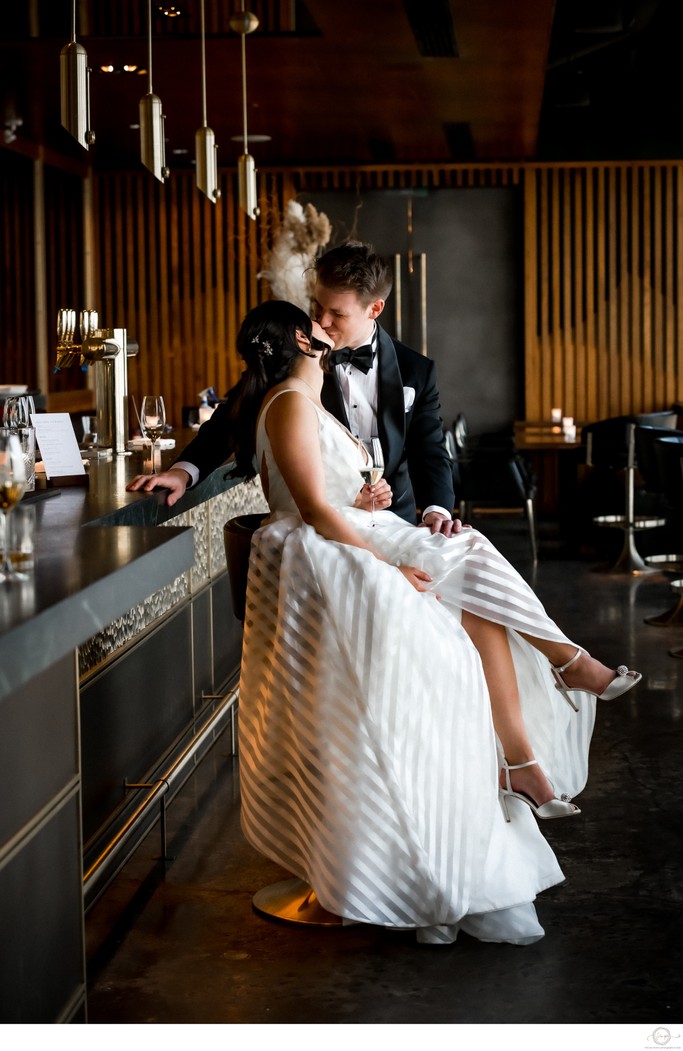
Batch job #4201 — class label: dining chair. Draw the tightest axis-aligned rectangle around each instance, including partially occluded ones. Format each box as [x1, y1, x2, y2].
[457, 442, 538, 563]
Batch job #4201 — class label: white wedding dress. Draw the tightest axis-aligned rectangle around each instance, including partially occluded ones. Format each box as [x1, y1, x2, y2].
[238, 390, 596, 945]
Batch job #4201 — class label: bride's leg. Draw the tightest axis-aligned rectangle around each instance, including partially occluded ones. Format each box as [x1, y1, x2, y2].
[461, 611, 556, 807]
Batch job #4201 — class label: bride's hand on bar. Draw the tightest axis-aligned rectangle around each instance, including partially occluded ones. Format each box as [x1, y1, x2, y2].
[126, 467, 191, 507]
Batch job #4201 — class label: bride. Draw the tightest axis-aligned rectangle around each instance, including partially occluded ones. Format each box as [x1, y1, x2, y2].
[229, 300, 641, 945]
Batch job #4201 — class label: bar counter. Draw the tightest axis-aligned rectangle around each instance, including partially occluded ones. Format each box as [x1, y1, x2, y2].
[0, 441, 268, 1023]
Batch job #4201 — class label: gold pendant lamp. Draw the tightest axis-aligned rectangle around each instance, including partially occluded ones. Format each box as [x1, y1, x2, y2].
[60, 0, 95, 149]
[140, 0, 169, 182]
[195, 0, 221, 201]
[229, 2, 260, 220]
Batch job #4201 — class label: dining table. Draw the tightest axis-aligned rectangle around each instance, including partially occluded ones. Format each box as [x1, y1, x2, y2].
[513, 421, 585, 546]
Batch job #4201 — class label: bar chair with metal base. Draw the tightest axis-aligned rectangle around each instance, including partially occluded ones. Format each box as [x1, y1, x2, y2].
[223, 512, 345, 927]
[643, 435, 683, 626]
[582, 413, 677, 574]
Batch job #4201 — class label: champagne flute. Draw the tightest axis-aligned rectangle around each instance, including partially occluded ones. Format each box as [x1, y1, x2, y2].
[359, 437, 385, 526]
[140, 395, 166, 474]
[0, 430, 27, 581]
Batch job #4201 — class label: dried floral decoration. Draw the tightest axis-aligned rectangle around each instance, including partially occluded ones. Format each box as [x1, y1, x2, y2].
[259, 200, 332, 312]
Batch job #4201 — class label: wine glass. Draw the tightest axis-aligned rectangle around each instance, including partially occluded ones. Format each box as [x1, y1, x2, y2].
[0, 430, 27, 581]
[140, 395, 166, 474]
[359, 437, 384, 526]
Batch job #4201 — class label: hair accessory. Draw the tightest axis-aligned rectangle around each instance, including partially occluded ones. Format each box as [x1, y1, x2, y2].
[251, 334, 273, 357]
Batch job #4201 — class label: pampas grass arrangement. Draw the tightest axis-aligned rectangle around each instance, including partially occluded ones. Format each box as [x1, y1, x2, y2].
[259, 200, 331, 312]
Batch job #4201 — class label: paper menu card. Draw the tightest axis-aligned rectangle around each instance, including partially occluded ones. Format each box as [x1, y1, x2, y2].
[31, 413, 86, 479]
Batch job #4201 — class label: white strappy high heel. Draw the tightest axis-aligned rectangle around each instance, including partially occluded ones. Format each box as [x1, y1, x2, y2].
[550, 647, 642, 712]
[499, 759, 580, 822]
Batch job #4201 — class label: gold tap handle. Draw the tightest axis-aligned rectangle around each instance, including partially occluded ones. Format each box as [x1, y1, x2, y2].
[80, 309, 99, 341]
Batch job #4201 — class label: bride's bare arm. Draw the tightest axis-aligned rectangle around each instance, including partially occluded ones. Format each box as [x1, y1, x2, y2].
[264, 391, 433, 594]
[266, 391, 378, 553]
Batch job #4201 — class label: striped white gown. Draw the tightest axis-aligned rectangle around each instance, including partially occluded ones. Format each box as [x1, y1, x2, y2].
[238, 390, 596, 945]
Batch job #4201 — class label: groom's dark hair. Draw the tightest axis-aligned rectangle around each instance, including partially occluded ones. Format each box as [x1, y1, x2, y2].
[315, 241, 393, 304]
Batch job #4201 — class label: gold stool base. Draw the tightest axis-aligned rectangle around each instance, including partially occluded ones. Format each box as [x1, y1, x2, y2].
[252, 878, 345, 926]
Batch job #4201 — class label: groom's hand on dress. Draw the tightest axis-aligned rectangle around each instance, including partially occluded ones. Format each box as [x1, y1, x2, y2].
[421, 512, 468, 537]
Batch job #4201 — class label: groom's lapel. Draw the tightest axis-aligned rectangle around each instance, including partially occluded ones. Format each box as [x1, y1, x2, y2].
[376, 327, 405, 475]
[321, 371, 349, 428]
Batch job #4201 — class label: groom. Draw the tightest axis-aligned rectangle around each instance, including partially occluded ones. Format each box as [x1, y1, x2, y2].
[313, 241, 455, 532]
[127, 241, 456, 532]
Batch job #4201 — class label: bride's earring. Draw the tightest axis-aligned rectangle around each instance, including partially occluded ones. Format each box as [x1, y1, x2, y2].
[295, 332, 318, 358]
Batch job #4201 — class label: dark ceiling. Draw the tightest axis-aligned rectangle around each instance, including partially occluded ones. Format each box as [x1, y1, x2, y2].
[1, 0, 682, 175]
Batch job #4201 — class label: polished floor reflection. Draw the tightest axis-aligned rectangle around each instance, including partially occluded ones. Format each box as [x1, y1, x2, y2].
[85, 520, 683, 1025]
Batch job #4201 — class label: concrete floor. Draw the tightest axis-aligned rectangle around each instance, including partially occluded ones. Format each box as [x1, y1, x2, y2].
[84, 520, 683, 1026]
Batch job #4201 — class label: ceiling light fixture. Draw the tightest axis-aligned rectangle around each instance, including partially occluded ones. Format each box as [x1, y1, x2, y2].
[100, 64, 139, 75]
[230, 134, 271, 143]
[139, 0, 169, 181]
[60, 0, 95, 149]
[195, 0, 220, 202]
[229, 2, 260, 221]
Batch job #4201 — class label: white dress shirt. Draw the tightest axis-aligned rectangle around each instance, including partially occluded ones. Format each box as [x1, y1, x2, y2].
[335, 327, 450, 522]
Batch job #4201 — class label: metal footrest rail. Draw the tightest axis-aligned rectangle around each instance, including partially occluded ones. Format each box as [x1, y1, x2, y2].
[83, 677, 239, 909]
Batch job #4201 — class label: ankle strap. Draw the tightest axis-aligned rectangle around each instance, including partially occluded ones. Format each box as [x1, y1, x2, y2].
[553, 646, 585, 675]
[503, 758, 538, 771]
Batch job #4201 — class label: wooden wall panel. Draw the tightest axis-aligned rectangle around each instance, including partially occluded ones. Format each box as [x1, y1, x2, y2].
[5, 153, 683, 431]
[93, 167, 275, 428]
[0, 152, 36, 388]
[524, 162, 683, 424]
[41, 163, 84, 397]
[90, 164, 526, 428]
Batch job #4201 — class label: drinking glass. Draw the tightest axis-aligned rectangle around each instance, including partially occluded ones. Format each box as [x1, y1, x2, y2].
[140, 395, 166, 474]
[0, 430, 27, 581]
[359, 438, 384, 526]
[4, 395, 36, 430]
[16, 426, 36, 492]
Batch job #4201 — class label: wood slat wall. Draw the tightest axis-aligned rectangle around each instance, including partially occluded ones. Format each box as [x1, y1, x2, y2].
[0, 153, 85, 397]
[524, 163, 683, 423]
[92, 163, 525, 427]
[0, 152, 38, 389]
[3, 154, 683, 430]
[93, 167, 274, 425]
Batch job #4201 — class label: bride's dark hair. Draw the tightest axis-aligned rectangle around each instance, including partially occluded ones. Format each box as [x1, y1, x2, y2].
[225, 300, 314, 476]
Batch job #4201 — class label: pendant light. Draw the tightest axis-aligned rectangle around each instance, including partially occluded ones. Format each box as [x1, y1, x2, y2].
[140, 0, 169, 181]
[195, 0, 220, 201]
[229, 3, 260, 220]
[60, 0, 95, 149]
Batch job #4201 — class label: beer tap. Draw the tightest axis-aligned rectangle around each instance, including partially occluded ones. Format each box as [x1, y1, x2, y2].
[54, 308, 139, 455]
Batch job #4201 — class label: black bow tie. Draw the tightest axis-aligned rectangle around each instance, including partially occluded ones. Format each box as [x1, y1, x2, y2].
[329, 344, 374, 374]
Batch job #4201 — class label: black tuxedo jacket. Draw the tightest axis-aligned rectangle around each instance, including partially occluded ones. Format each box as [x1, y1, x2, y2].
[176, 324, 454, 524]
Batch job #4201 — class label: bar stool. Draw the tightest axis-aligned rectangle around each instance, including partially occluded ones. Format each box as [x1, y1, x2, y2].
[643, 436, 683, 627]
[223, 513, 345, 926]
[582, 413, 677, 573]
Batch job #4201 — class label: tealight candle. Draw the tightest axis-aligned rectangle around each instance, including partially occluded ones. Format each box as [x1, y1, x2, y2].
[551, 407, 562, 425]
